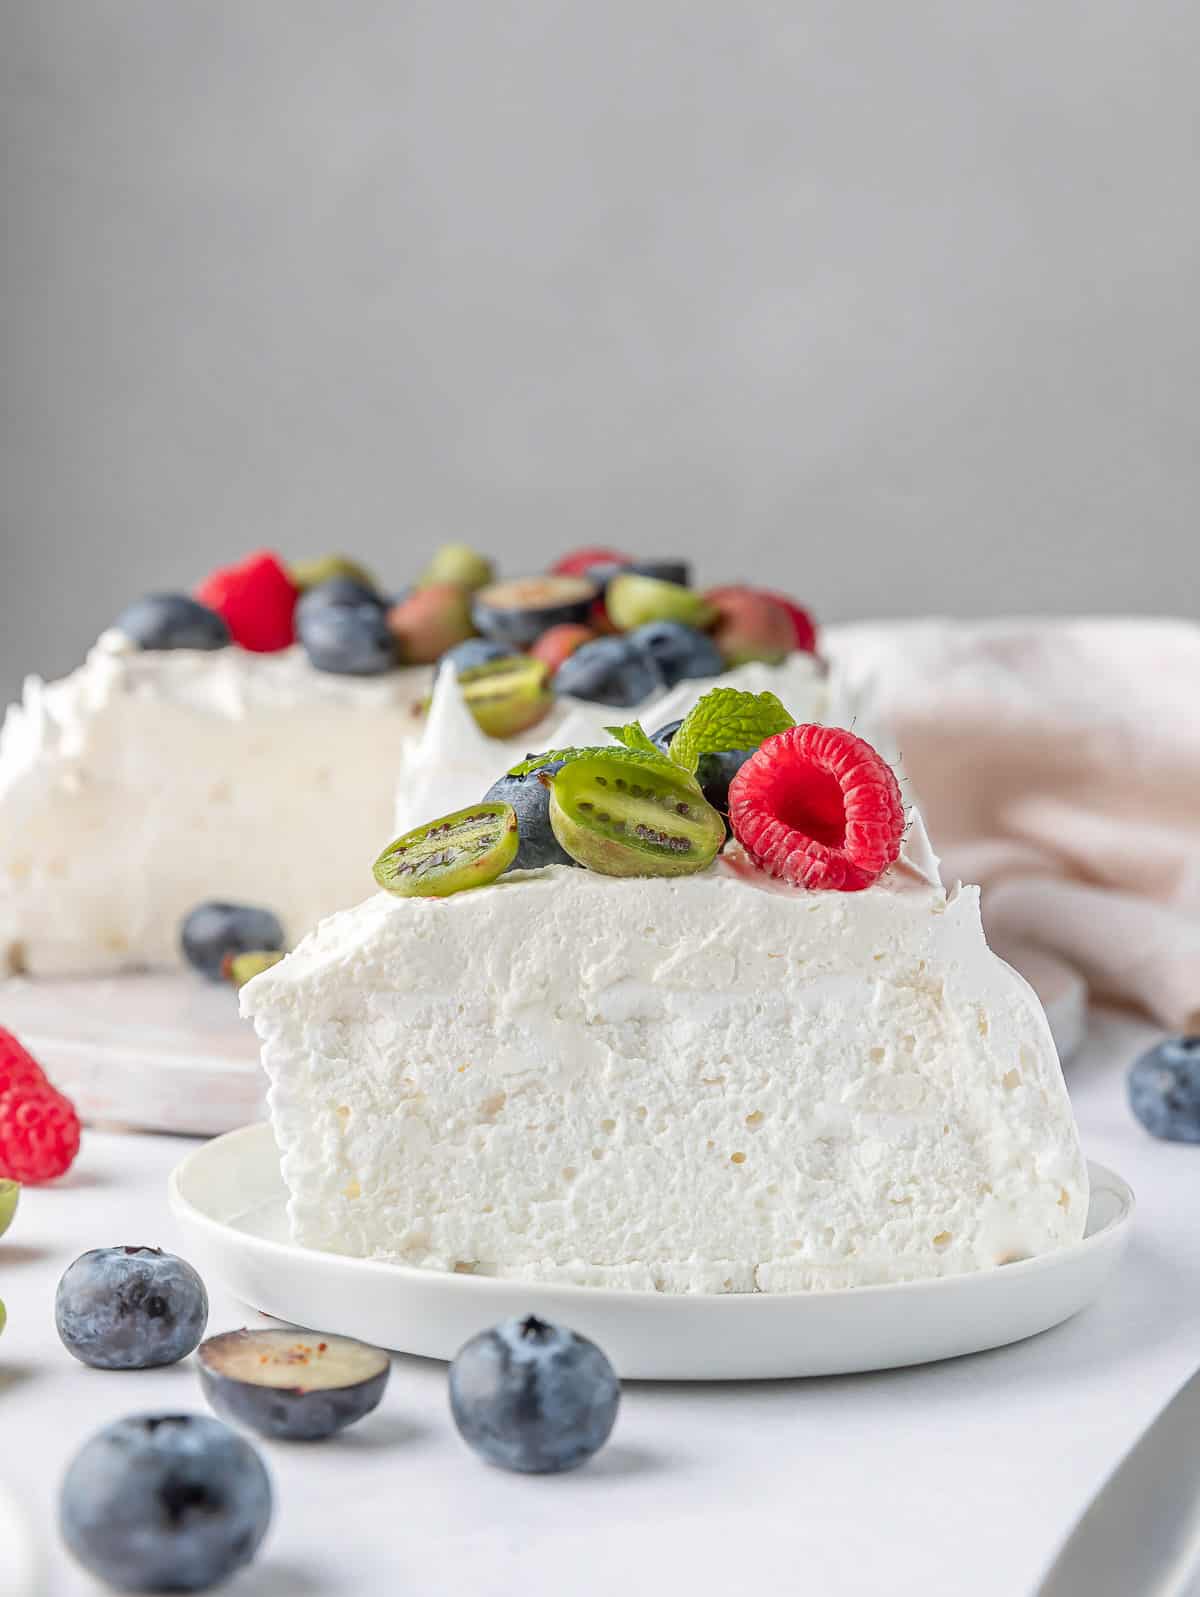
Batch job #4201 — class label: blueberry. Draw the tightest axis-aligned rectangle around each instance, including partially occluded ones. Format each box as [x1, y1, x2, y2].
[56, 1247, 209, 1370]
[437, 638, 516, 676]
[180, 902, 285, 981]
[649, 718, 755, 816]
[115, 595, 230, 652]
[298, 600, 396, 675]
[449, 1315, 619, 1474]
[483, 759, 575, 872]
[554, 637, 663, 707]
[295, 576, 383, 624]
[60, 1413, 271, 1593]
[198, 1328, 390, 1441]
[628, 621, 723, 689]
[630, 558, 691, 587]
[1128, 1037, 1200, 1141]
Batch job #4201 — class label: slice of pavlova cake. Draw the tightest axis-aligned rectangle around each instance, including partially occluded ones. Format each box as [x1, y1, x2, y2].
[241, 688, 1087, 1294]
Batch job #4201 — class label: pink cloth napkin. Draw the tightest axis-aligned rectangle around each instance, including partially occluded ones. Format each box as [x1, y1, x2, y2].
[827, 618, 1200, 1034]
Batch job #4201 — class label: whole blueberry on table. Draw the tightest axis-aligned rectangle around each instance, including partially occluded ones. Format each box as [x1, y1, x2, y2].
[629, 621, 723, 689]
[115, 595, 231, 652]
[1128, 1037, 1200, 1142]
[56, 1247, 209, 1369]
[449, 1314, 620, 1473]
[483, 759, 574, 872]
[180, 902, 285, 981]
[60, 1413, 271, 1593]
[298, 598, 396, 675]
[554, 636, 663, 707]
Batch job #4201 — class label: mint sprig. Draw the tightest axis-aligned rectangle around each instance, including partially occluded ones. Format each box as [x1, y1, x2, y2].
[667, 688, 795, 775]
[507, 744, 686, 780]
[604, 722, 667, 758]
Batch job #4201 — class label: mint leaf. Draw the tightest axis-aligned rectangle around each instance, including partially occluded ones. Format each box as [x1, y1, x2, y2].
[604, 722, 667, 759]
[507, 745, 688, 780]
[668, 688, 795, 775]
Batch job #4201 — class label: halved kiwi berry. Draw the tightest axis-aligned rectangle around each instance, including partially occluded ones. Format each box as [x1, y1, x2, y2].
[605, 573, 715, 633]
[374, 802, 519, 897]
[472, 575, 597, 649]
[458, 656, 553, 738]
[547, 753, 725, 877]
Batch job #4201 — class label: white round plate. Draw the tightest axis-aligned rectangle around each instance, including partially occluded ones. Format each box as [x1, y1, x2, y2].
[169, 1124, 1133, 1381]
[1, 973, 262, 1136]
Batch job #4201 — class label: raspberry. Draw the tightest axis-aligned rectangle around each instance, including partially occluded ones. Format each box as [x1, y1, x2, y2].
[728, 724, 904, 891]
[763, 591, 818, 654]
[0, 1027, 49, 1099]
[195, 550, 298, 652]
[0, 1086, 81, 1184]
[550, 547, 632, 578]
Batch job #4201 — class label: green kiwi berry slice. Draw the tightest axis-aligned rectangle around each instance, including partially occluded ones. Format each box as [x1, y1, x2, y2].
[605, 572, 716, 632]
[547, 754, 725, 877]
[458, 657, 553, 738]
[374, 802, 519, 897]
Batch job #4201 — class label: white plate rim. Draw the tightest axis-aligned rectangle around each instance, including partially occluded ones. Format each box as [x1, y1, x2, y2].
[169, 1121, 1134, 1313]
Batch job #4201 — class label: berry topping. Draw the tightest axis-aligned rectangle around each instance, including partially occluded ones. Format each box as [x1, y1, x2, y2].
[437, 637, 514, 676]
[456, 657, 554, 739]
[551, 546, 632, 578]
[763, 590, 818, 654]
[291, 553, 378, 594]
[554, 636, 663, 707]
[198, 1328, 390, 1441]
[296, 576, 383, 623]
[298, 599, 396, 676]
[472, 575, 597, 650]
[548, 751, 725, 877]
[227, 950, 285, 988]
[629, 558, 691, 587]
[605, 572, 715, 633]
[56, 1246, 209, 1370]
[387, 584, 477, 664]
[529, 622, 596, 675]
[59, 1415, 271, 1594]
[627, 620, 723, 688]
[449, 1315, 620, 1474]
[180, 902, 285, 982]
[728, 724, 904, 891]
[374, 802, 520, 897]
[484, 759, 575, 872]
[705, 586, 795, 666]
[0, 1085, 81, 1185]
[194, 550, 298, 653]
[419, 542, 494, 592]
[1128, 1037, 1200, 1142]
[114, 594, 231, 652]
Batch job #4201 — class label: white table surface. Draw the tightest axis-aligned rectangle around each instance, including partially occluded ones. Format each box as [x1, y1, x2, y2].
[2, 1008, 1196, 1597]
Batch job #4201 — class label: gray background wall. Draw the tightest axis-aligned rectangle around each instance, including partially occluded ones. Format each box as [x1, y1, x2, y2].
[2, 0, 1197, 702]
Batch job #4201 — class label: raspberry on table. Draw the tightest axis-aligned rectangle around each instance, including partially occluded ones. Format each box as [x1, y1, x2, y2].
[728, 723, 905, 891]
[195, 549, 298, 652]
[0, 1085, 81, 1185]
[0, 1027, 50, 1099]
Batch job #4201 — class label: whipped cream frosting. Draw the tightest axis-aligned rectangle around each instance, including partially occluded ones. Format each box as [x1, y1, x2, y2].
[243, 822, 1087, 1294]
[0, 634, 432, 975]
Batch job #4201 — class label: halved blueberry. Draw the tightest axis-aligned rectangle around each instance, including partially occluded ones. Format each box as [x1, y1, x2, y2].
[198, 1328, 390, 1441]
